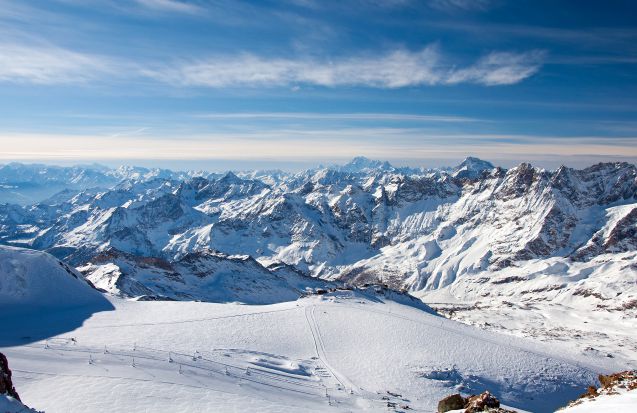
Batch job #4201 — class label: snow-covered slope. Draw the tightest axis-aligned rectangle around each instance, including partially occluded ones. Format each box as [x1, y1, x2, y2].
[419, 251, 637, 366]
[559, 370, 637, 412]
[0, 290, 620, 413]
[561, 391, 637, 412]
[0, 245, 114, 347]
[0, 352, 40, 413]
[0, 246, 109, 314]
[0, 394, 39, 413]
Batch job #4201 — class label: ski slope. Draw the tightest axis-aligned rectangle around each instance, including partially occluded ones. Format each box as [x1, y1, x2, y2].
[1, 289, 624, 413]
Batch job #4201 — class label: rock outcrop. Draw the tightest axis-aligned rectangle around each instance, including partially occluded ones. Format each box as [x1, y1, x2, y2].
[437, 391, 516, 413]
[562, 370, 637, 410]
[598, 370, 637, 390]
[437, 393, 465, 412]
[0, 353, 20, 400]
[0, 352, 41, 412]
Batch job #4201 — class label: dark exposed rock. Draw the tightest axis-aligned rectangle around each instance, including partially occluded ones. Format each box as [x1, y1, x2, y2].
[573, 206, 637, 261]
[437, 393, 465, 412]
[465, 391, 500, 412]
[581, 385, 598, 399]
[599, 370, 637, 390]
[0, 352, 20, 401]
[491, 275, 528, 284]
[563, 370, 637, 409]
[437, 391, 515, 413]
[496, 163, 542, 200]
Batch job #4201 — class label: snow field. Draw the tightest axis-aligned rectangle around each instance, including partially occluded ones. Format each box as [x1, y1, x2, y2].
[2, 291, 619, 413]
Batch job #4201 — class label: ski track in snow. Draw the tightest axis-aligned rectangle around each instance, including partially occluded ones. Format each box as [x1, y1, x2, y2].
[304, 305, 357, 394]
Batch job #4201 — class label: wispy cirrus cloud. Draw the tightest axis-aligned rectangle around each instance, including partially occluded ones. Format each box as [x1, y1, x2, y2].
[143, 47, 442, 88]
[0, 39, 544, 88]
[0, 42, 116, 84]
[194, 112, 481, 122]
[433, 21, 637, 52]
[144, 46, 545, 88]
[446, 50, 546, 85]
[133, 0, 203, 14]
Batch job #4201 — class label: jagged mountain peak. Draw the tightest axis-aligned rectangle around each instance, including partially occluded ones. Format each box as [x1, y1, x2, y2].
[457, 156, 494, 168]
[214, 171, 269, 190]
[218, 170, 241, 183]
[452, 157, 495, 179]
[339, 156, 394, 173]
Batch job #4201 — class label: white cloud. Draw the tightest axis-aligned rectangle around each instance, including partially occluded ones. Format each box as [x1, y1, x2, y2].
[0, 43, 115, 84]
[146, 47, 544, 88]
[0, 40, 544, 88]
[134, 0, 203, 14]
[143, 47, 443, 88]
[194, 112, 480, 122]
[445, 50, 546, 86]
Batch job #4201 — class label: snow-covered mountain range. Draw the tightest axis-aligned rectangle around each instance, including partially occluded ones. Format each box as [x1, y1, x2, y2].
[1, 158, 635, 363]
[0, 162, 215, 205]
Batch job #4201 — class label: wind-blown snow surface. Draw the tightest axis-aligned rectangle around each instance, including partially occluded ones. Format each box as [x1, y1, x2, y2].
[1, 291, 621, 413]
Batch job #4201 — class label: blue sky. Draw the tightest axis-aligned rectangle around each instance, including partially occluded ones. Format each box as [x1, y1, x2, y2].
[0, 0, 636, 170]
